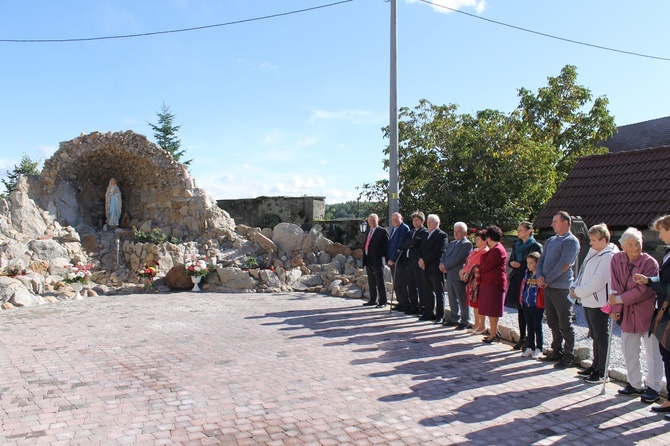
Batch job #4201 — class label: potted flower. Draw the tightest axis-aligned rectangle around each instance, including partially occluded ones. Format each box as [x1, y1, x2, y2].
[136, 260, 159, 292]
[184, 256, 216, 291]
[63, 261, 93, 299]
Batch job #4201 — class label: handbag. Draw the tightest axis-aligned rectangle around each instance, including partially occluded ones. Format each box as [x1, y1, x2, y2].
[651, 300, 670, 350]
[536, 287, 545, 310]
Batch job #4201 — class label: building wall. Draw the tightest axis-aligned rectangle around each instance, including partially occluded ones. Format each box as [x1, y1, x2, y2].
[217, 196, 326, 229]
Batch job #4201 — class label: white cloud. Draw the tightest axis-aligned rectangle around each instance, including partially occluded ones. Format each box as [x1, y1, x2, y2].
[271, 176, 326, 195]
[255, 62, 279, 75]
[309, 109, 380, 125]
[406, 0, 487, 14]
[38, 145, 56, 158]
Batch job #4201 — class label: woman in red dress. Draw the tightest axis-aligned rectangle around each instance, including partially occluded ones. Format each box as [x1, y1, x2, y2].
[459, 230, 489, 334]
[478, 225, 508, 343]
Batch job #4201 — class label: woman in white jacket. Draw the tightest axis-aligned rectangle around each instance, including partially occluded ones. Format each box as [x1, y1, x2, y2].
[569, 224, 620, 384]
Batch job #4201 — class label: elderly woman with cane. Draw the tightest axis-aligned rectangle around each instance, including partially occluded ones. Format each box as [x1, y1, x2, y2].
[569, 224, 619, 384]
[634, 215, 670, 414]
[609, 227, 662, 403]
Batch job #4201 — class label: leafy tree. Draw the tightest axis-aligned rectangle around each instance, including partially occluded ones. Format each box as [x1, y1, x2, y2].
[361, 102, 556, 229]
[515, 64, 615, 185]
[148, 103, 191, 165]
[361, 65, 615, 230]
[324, 201, 378, 220]
[1, 155, 41, 198]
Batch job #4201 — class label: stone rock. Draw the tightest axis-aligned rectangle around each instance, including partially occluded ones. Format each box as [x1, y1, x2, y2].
[217, 267, 257, 289]
[261, 228, 273, 239]
[55, 226, 81, 243]
[9, 183, 48, 238]
[28, 260, 49, 275]
[28, 239, 68, 261]
[299, 274, 323, 286]
[326, 243, 349, 257]
[314, 234, 332, 252]
[334, 254, 347, 266]
[272, 223, 305, 253]
[1, 302, 15, 310]
[284, 268, 303, 287]
[323, 261, 342, 274]
[290, 255, 304, 267]
[327, 279, 343, 295]
[343, 283, 363, 298]
[48, 257, 72, 276]
[16, 272, 45, 295]
[249, 231, 277, 254]
[318, 251, 331, 264]
[165, 264, 193, 290]
[305, 252, 318, 265]
[351, 249, 363, 260]
[10, 285, 45, 307]
[260, 269, 281, 288]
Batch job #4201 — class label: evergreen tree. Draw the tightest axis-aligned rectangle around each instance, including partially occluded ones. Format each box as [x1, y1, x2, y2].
[148, 102, 191, 165]
[1, 155, 41, 198]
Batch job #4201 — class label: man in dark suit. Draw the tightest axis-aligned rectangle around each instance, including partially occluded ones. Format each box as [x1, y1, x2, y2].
[387, 212, 410, 311]
[440, 222, 473, 329]
[362, 213, 389, 308]
[402, 211, 428, 315]
[419, 214, 449, 322]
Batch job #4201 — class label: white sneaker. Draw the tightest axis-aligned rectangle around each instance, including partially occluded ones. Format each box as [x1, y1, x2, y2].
[521, 348, 533, 358]
[532, 349, 543, 359]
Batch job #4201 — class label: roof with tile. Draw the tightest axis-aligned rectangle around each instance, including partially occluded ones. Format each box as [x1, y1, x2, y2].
[600, 116, 670, 153]
[534, 145, 670, 229]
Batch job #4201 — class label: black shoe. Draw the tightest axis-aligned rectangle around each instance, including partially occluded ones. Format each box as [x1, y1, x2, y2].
[584, 370, 605, 384]
[454, 323, 468, 330]
[375, 303, 387, 308]
[618, 383, 645, 396]
[541, 352, 563, 362]
[665, 414, 670, 421]
[553, 358, 578, 369]
[651, 405, 670, 413]
[392, 305, 408, 312]
[482, 332, 501, 344]
[419, 314, 436, 321]
[641, 388, 661, 403]
[405, 308, 419, 315]
[512, 338, 526, 350]
[362, 301, 376, 306]
[434, 318, 444, 324]
[443, 320, 459, 327]
[577, 366, 595, 377]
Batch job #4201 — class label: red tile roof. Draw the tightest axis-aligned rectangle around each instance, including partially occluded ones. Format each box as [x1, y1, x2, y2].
[534, 145, 670, 229]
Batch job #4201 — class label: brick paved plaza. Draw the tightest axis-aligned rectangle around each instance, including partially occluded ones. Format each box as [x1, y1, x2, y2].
[1, 292, 669, 445]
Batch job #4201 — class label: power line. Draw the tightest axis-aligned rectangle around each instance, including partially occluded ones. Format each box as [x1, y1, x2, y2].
[419, 0, 670, 62]
[0, 0, 354, 43]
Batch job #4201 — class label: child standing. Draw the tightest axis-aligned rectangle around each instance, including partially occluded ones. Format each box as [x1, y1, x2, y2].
[520, 252, 544, 359]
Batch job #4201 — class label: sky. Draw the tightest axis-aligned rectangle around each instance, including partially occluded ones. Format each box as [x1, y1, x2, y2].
[1, 0, 669, 204]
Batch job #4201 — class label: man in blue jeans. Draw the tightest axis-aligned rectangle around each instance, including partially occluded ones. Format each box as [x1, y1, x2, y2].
[537, 211, 580, 369]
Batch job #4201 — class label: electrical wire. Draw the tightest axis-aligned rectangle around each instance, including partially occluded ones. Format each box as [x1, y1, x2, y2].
[418, 0, 670, 62]
[0, 0, 354, 43]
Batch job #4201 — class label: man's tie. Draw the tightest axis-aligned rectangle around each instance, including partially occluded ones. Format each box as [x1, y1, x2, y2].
[365, 228, 374, 252]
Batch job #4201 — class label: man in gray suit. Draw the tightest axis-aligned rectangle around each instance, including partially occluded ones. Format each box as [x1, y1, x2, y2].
[440, 222, 473, 330]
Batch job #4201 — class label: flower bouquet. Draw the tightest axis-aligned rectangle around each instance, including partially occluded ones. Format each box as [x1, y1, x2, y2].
[3, 263, 27, 278]
[184, 256, 217, 291]
[136, 259, 159, 292]
[184, 257, 216, 278]
[63, 262, 92, 284]
[63, 262, 92, 299]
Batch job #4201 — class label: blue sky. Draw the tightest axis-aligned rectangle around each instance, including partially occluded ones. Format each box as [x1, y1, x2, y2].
[1, 0, 669, 204]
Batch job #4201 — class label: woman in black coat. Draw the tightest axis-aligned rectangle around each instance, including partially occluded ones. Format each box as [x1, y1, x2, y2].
[634, 215, 670, 413]
[505, 221, 542, 350]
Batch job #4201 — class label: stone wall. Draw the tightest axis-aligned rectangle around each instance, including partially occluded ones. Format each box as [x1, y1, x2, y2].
[217, 196, 325, 229]
[35, 130, 235, 241]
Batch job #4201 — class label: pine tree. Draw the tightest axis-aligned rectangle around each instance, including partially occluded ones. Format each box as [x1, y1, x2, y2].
[148, 102, 191, 165]
[1, 155, 40, 198]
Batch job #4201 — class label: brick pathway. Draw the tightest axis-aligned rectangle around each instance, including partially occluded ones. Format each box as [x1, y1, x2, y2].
[1, 292, 669, 445]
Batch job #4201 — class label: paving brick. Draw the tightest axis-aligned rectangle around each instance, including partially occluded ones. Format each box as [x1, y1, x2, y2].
[1, 292, 670, 444]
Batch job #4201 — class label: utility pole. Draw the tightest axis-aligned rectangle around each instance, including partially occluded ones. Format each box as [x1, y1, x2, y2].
[388, 0, 399, 224]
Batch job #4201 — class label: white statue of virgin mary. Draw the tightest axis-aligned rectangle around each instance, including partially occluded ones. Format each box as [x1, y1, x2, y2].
[105, 178, 122, 227]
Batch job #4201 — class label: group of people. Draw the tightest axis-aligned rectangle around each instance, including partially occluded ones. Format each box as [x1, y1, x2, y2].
[361, 211, 670, 416]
